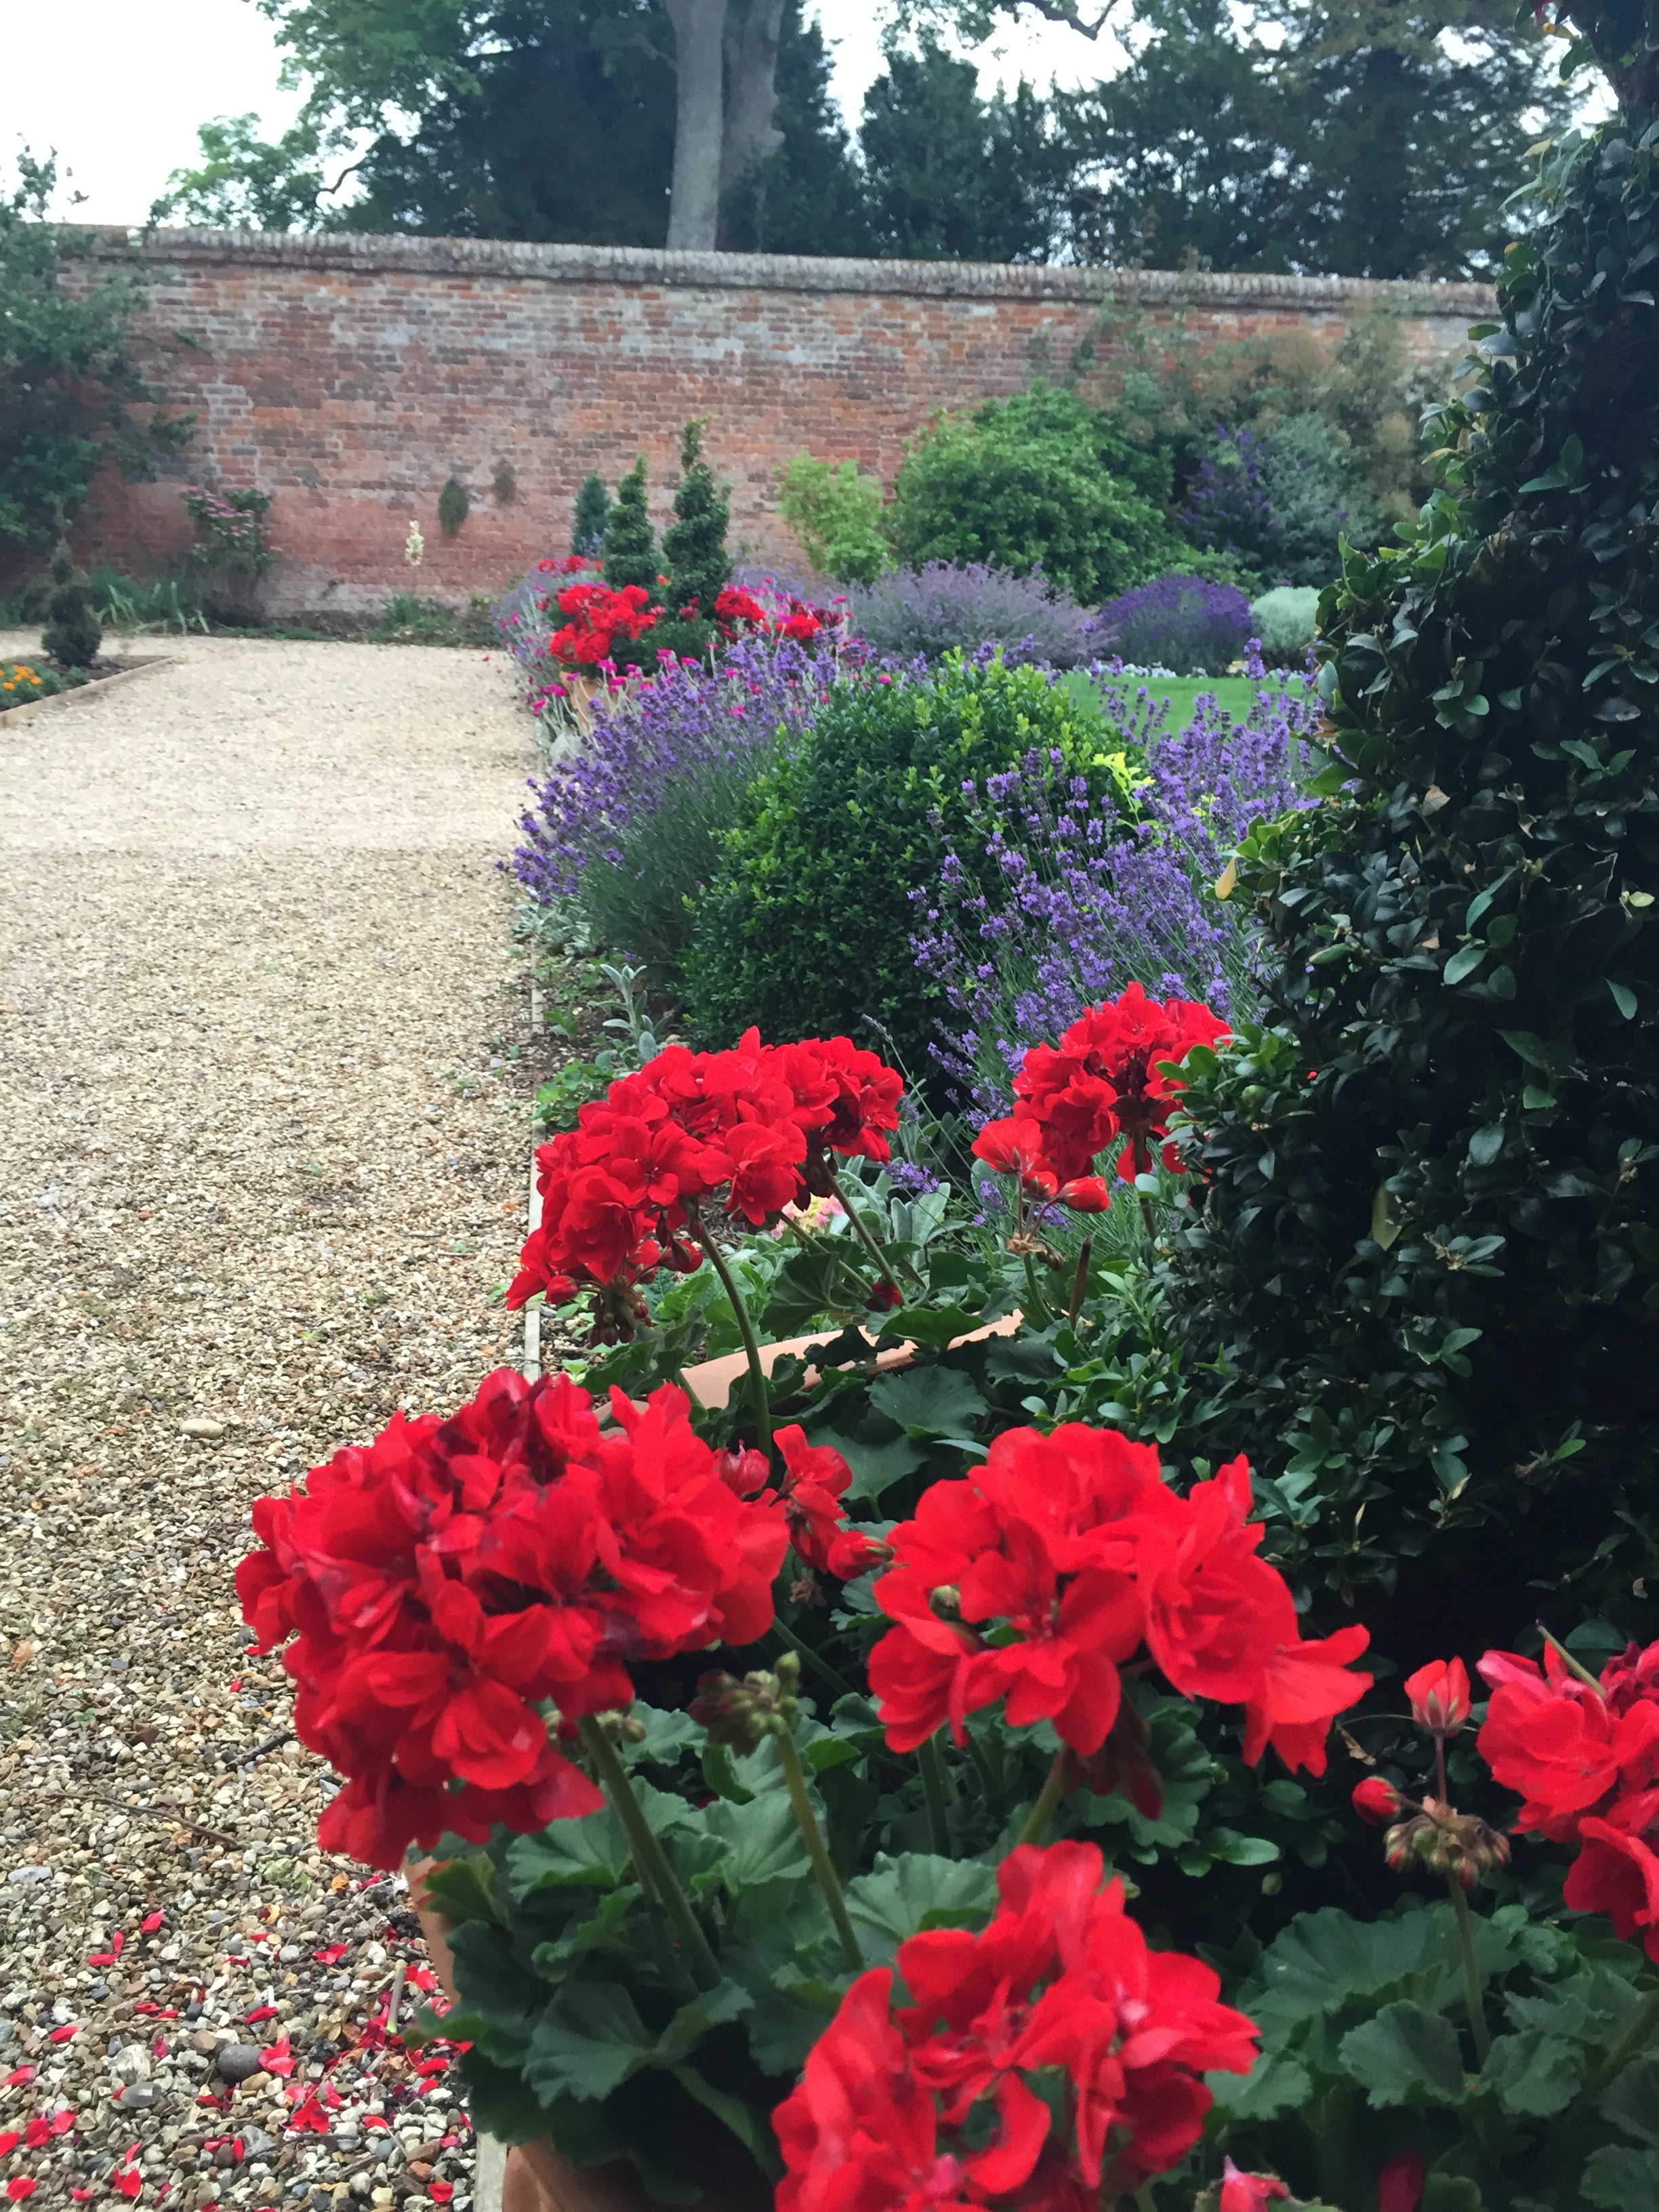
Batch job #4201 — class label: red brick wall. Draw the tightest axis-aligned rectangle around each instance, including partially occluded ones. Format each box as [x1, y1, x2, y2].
[48, 229, 1496, 614]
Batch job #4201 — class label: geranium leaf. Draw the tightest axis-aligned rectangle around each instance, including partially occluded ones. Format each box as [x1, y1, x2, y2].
[524, 1985, 657, 2103]
[1601, 2055, 1659, 2146]
[508, 1812, 634, 1893]
[1582, 2146, 1659, 2211]
[1202, 1827, 1282, 1867]
[419, 1853, 506, 1925]
[668, 2064, 783, 2180]
[874, 1304, 982, 1351]
[844, 1853, 998, 1954]
[696, 1792, 812, 1896]
[868, 1365, 987, 1441]
[1206, 2046, 1314, 2121]
[1481, 2028, 1583, 2116]
[1337, 2001, 1469, 2108]
[455, 2048, 566, 2146]
[824, 1427, 925, 1502]
[627, 1704, 703, 1769]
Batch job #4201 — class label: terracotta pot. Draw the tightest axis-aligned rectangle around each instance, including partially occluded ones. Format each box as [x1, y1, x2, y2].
[673, 1310, 1023, 1413]
[407, 1862, 773, 2212]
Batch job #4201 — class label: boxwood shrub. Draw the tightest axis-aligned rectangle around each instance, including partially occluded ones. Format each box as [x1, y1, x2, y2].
[682, 653, 1134, 1080]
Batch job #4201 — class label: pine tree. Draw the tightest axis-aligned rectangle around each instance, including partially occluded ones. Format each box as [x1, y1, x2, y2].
[661, 419, 731, 623]
[41, 542, 102, 670]
[601, 457, 659, 595]
[571, 473, 611, 557]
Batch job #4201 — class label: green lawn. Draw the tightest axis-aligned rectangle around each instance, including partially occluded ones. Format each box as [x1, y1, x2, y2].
[1058, 669, 1315, 733]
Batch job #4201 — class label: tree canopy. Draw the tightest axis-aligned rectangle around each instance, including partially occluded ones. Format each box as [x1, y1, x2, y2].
[156, 0, 1571, 278]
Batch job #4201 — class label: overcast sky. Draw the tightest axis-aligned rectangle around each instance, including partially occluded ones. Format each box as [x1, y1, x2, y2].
[7, 1, 1115, 228]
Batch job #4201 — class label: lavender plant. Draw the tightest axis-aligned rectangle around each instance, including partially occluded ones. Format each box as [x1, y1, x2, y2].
[1084, 573, 1254, 676]
[844, 560, 1097, 668]
[509, 633, 838, 977]
[911, 651, 1319, 1115]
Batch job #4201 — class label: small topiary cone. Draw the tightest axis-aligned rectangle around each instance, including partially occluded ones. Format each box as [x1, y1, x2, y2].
[41, 541, 103, 670]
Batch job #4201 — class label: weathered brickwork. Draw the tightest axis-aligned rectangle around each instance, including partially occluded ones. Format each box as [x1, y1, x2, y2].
[48, 229, 1496, 613]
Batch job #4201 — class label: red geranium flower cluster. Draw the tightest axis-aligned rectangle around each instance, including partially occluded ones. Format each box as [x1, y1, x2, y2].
[507, 1031, 903, 1314]
[773, 1839, 1259, 2212]
[712, 583, 840, 645]
[1477, 1637, 1659, 1960]
[235, 1370, 789, 1870]
[869, 1425, 1369, 1771]
[719, 1424, 887, 1582]
[972, 983, 1229, 1212]
[547, 578, 661, 668]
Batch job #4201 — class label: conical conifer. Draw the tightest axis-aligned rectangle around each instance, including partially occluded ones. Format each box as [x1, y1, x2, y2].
[571, 472, 610, 558]
[41, 541, 102, 669]
[661, 417, 732, 623]
[602, 457, 660, 596]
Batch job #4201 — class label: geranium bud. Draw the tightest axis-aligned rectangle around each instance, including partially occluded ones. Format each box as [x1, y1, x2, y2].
[1353, 1775, 1408, 1824]
[1219, 2159, 1290, 2212]
[1384, 1818, 1418, 1873]
[689, 1661, 798, 1752]
[1404, 1656, 1471, 1738]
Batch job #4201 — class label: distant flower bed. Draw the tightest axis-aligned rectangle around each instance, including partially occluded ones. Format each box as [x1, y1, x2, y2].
[493, 555, 844, 715]
[0, 660, 62, 708]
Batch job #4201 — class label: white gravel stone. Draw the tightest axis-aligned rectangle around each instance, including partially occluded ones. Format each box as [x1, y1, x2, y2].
[0, 632, 539, 2208]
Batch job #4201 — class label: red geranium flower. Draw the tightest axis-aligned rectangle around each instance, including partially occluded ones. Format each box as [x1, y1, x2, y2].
[773, 1841, 1258, 2212]
[971, 1116, 1058, 1198]
[1012, 983, 1229, 1184]
[868, 1426, 1368, 1772]
[237, 1371, 788, 1868]
[1405, 1656, 1471, 1738]
[506, 1033, 904, 1327]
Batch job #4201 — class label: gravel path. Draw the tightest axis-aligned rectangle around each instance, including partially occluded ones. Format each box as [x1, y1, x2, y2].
[0, 635, 537, 2209]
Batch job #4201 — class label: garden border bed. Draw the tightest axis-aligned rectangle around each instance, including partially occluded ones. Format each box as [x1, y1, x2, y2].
[0, 655, 175, 726]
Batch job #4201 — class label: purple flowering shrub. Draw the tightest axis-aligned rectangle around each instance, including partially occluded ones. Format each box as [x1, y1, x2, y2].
[510, 633, 838, 975]
[911, 653, 1319, 1116]
[1085, 574, 1254, 676]
[844, 561, 1097, 669]
[1177, 428, 1281, 577]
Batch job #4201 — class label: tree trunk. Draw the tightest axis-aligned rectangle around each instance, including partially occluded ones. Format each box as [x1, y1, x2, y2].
[720, 0, 787, 213]
[665, 0, 729, 250]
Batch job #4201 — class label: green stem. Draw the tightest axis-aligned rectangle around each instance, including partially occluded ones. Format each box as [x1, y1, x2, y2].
[826, 1168, 918, 1295]
[776, 1729, 863, 1973]
[691, 1211, 772, 1461]
[1446, 1873, 1492, 2064]
[770, 1617, 860, 1704]
[962, 1723, 999, 1805]
[1067, 1236, 1094, 1327]
[1536, 1621, 1605, 1695]
[1018, 1751, 1069, 1849]
[579, 1717, 722, 1992]
[1021, 1252, 1053, 1328]
[918, 1734, 951, 1856]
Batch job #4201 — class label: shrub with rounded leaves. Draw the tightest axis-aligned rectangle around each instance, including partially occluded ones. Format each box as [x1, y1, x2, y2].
[889, 384, 1183, 605]
[683, 653, 1132, 1078]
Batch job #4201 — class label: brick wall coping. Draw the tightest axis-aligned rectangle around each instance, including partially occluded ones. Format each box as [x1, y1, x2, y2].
[69, 224, 1497, 317]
